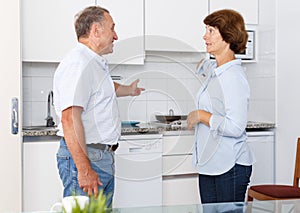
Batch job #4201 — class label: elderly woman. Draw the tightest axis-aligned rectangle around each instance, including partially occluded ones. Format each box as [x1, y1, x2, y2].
[187, 9, 255, 203]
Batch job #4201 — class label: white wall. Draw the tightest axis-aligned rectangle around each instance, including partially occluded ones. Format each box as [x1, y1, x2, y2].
[276, 1, 300, 184]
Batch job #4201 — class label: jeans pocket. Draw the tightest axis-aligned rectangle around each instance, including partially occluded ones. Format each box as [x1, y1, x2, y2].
[57, 147, 71, 188]
[87, 147, 103, 162]
[245, 165, 252, 179]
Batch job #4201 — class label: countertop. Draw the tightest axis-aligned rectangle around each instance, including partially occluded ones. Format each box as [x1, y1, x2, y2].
[22, 121, 275, 137]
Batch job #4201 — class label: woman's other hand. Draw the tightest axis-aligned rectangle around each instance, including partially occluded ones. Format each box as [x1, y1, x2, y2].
[187, 110, 211, 129]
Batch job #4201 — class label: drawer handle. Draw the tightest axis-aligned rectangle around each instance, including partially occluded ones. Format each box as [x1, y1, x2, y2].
[129, 147, 143, 153]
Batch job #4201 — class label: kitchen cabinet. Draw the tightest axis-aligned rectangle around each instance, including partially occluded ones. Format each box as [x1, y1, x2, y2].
[145, 0, 208, 52]
[209, 0, 259, 25]
[97, 0, 144, 64]
[22, 0, 144, 64]
[0, 0, 22, 211]
[113, 134, 163, 208]
[23, 139, 63, 212]
[162, 134, 201, 205]
[246, 131, 275, 185]
[21, 0, 95, 62]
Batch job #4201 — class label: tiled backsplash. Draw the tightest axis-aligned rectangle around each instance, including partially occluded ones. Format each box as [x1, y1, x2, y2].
[22, 62, 58, 126]
[22, 50, 275, 126]
[22, 60, 202, 126]
[112, 62, 202, 122]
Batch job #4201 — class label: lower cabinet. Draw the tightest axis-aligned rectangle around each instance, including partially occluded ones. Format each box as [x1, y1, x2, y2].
[162, 154, 200, 206]
[246, 131, 275, 185]
[23, 139, 63, 212]
[162, 135, 201, 206]
[113, 134, 163, 208]
[162, 131, 275, 205]
[21, 131, 274, 210]
[163, 174, 200, 206]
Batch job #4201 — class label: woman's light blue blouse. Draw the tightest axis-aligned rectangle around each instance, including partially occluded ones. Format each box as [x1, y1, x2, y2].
[193, 59, 255, 175]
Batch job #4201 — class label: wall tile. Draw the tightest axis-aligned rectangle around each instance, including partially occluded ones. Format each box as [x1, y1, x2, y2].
[185, 101, 197, 113]
[166, 62, 198, 79]
[117, 100, 130, 121]
[146, 100, 168, 122]
[167, 100, 188, 115]
[31, 101, 47, 125]
[135, 69, 172, 79]
[118, 99, 147, 122]
[30, 101, 57, 126]
[31, 77, 53, 102]
[167, 78, 193, 101]
[22, 56, 276, 125]
[248, 100, 275, 122]
[23, 62, 58, 77]
[146, 78, 168, 101]
[244, 60, 275, 78]
[248, 77, 275, 100]
[184, 78, 202, 99]
[22, 101, 32, 126]
[22, 77, 32, 102]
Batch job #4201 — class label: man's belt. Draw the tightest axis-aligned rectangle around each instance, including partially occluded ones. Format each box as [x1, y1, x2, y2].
[86, 143, 119, 152]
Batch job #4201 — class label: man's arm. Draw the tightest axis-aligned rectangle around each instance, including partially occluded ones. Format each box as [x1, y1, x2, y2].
[114, 79, 145, 97]
[61, 106, 102, 197]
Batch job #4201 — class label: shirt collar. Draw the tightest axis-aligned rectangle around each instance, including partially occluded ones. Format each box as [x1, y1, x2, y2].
[214, 59, 242, 76]
[77, 42, 109, 70]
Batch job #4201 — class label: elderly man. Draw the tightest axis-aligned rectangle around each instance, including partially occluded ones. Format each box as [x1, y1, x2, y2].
[53, 6, 144, 207]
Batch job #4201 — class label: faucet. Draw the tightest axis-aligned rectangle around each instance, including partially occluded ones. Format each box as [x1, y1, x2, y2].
[45, 91, 55, 127]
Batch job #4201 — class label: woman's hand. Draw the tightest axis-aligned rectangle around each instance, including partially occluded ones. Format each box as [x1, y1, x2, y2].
[187, 110, 212, 129]
[187, 110, 200, 130]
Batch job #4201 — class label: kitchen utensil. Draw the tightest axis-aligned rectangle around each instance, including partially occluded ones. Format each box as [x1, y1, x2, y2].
[121, 121, 140, 127]
[155, 115, 187, 123]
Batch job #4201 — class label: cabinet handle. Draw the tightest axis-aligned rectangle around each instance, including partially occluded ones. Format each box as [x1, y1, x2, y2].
[11, 97, 18, 134]
[129, 147, 143, 153]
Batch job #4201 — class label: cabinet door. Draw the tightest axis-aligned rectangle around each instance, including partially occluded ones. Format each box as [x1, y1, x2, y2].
[0, 0, 22, 211]
[113, 153, 162, 208]
[163, 135, 194, 155]
[97, 0, 144, 64]
[163, 175, 200, 206]
[23, 141, 63, 211]
[22, 0, 94, 62]
[247, 135, 275, 185]
[145, 0, 208, 52]
[209, 0, 258, 25]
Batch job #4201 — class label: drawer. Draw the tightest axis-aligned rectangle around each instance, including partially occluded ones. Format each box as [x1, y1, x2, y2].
[116, 138, 162, 154]
[163, 155, 198, 176]
[163, 135, 194, 155]
[163, 175, 200, 206]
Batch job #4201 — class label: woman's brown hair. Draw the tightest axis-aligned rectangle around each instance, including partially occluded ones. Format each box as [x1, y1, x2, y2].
[204, 9, 248, 54]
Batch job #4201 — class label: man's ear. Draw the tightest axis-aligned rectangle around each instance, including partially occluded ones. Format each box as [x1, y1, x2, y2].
[91, 23, 102, 38]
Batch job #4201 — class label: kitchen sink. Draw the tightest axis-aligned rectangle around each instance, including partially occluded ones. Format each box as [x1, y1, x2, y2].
[22, 125, 57, 131]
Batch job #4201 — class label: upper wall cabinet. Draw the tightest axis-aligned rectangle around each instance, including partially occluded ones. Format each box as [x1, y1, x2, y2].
[145, 0, 208, 52]
[209, 0, 259, 25]
[22, 0, 95, 62]
[97, 0, 144, 64]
